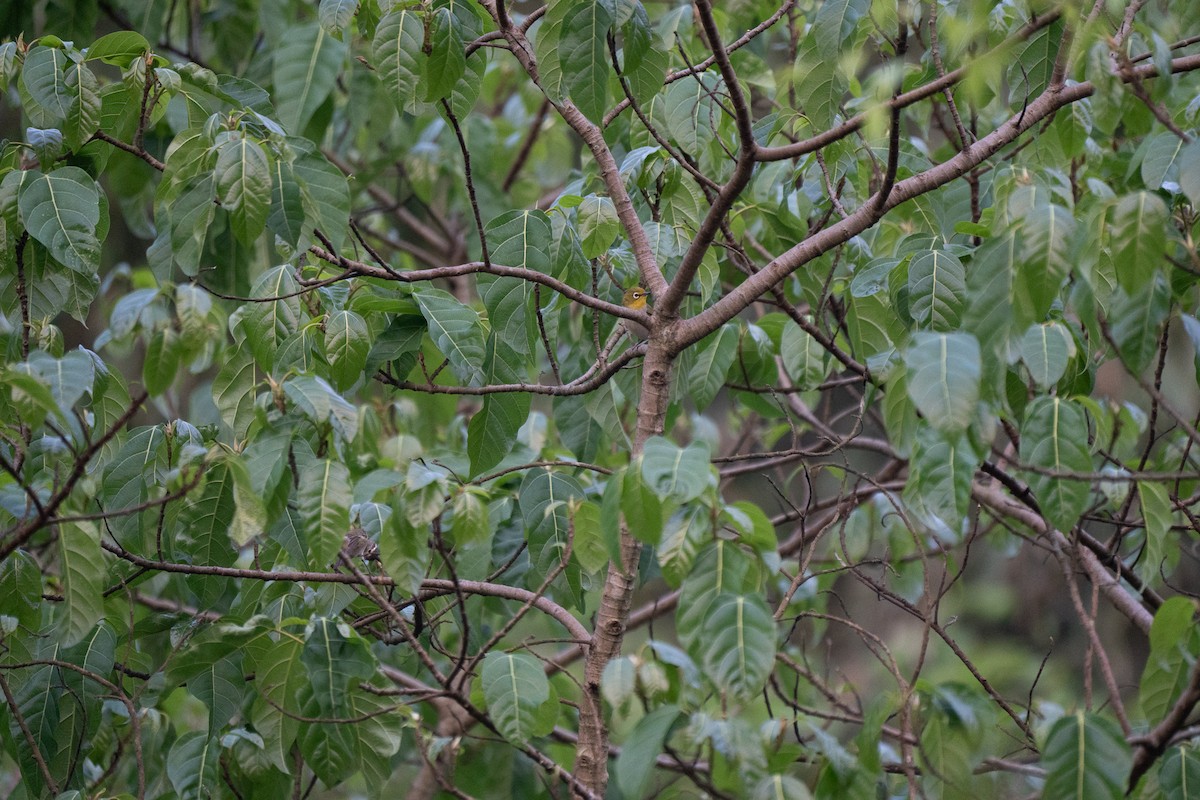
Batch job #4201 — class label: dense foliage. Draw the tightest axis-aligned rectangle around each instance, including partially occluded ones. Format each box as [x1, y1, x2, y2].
[1, 0, 1200, 798]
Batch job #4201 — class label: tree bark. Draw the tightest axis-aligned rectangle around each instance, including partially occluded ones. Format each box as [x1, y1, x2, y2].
[573, 338, 674, 795]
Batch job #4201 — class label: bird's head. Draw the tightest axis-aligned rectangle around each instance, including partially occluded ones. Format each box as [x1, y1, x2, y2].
[622, 286, 650, 311]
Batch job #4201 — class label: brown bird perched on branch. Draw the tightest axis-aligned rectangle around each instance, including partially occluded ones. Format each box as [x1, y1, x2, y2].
[341, 526, 380, 563]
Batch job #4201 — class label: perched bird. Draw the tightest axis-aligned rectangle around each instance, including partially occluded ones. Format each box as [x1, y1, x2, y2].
[621, 286, 652, 340]
[341, 526, 380, 563]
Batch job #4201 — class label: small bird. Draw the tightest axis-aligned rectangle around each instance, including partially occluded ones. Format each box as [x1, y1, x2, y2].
[341, 526, 380, 563]
[621, 286, 651, 340]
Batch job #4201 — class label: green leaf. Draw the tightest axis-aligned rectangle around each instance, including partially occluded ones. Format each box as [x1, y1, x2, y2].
[663, 73, 719, 155]
[903, 332, 981, 434]
[242, 265, 302, 372]
[273, 23, 347, 133]
[423, 8, 466, 103]
[20, 46, 72, 128]
[1110, 192, 1168, 295]
[1160, 745, 1200, 800]
[18, 167, 101, 274]
[380, 507, 430, 596]
[571, 499, 607, 574]
[319, 0, 358, 35]
[302, 616, 375, 714]
[689, 324, 738, 410]
[1019, 322, 1074, 389]
[212, 348, 258, 435]
[904, 427, 977, 536]
[481, 652, 555, 743]
[615, 705, 680, 799]
[1141, 132, 1186, 190]
[1041, 712, 1131, 800]
[467, 337, 530, 476]
[1137, 479, 1173, 587]
[1180, 140, 1200, 207]
[486, 209, 554, 273]
[1020, 397, 1092, 532]
[793, 37, 846, 130]
[56, 521, 105, 647]
[677, 542, 758, 647]
[1109, 277, 1170, 374]
[700, 593, 776, 702]
[1140, 597, 1198, 722]
[812, 0, 870, 59]
[752, 774, 814, 800]
[963, 230, 1024, 354]
[373, 7, 426, 115]
[908, 250, 966, 331]
[143, 326, 181, 396]
[577, 195, 620, 258]
[167, 732, 220, 800]
[1018, 204, 1074, 319]
[62, 59, 102, 150]
[324, 309, 370, 391]
[190, 656, 244, 735]
[623, 460, 664, 545]
[641, 436, 712, 503]
[85, 31, 151, 67]
[213, 132, 271, 244]
[165, 175, 216, 277]
[560, 0, 614, 122]
[519, 468, 585, 572]
[299, 459, 352, 568]
[780, 321, 830, 391]
[291, 142, 351, 252]
[413, 287, 487, 386]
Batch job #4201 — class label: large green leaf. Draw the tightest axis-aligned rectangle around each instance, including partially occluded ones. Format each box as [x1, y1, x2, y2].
[467, 336, 530, 477]
[1041, 712, 1131, 800]
[1139, 597, 1199, 722]
[18, 167, 101, 275]
[1109, 276, 1170, 375]
[167, 733, 221, 800]
[780, 321, 831, 390]
[903, 332, 981, 434]
[299, 459, 352, 568]
[677, 542, 758, 643]
[324, 309, 370, 391]
[481, 651, 557, 743]
[372, 7, 425, 114]
[423, 8, 466, 103]
[486, 209, 553, 273]
[242, 264, 302, 372]
[1110, 191, 1168, 294]
[689, 324, 738, 410]
[1020, 397, 1092, 532]
[62, 59, 101, 150]
[904, 426, 978, 537]
[908, 250, 966, 331]
[1019, 322, 1074, 389]
[1018, 203, 1074, 320]
[641, 436, 713, 503]
[1160, 745, 1200, 800]
[519, 468, 585, 572]
[615, 705, 680, 799]
[20, 45, 72, 127]
[413, 287, 487, 386]
[559, 0, 614, 123]
[301, 616, 375, 714]
[56, 521, 105, 647]
[291, 142, 351, 251]
[812, 0, 870, 59]
[213, 131, 271, 244]
[699, 593, 776, 702]
[273, 23, 347, 133]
